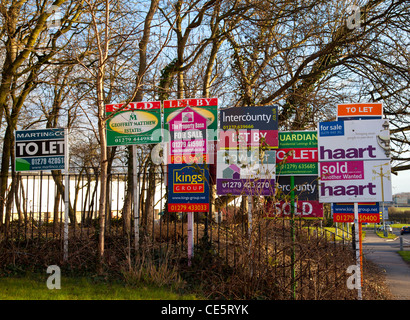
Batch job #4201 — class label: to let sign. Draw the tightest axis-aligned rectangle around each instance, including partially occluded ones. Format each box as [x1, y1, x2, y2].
[15, 128, 66, 171]
[337, 103, 383, 121]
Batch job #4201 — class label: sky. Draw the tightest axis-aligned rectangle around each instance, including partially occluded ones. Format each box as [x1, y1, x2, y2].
[391, 170, 410, 195]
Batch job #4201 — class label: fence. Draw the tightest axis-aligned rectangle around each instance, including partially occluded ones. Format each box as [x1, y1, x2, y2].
[0, 170, 360, 299]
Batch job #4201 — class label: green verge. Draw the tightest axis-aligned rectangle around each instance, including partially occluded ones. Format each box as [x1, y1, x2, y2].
[0, 274, 198, 300]
[398, 251, 410, 264]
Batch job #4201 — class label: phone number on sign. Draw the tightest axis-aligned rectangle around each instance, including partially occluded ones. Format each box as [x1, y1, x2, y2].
[333, 213, 380, 223]
[168, 204, 209, 212]
[221, 181, 273, 189]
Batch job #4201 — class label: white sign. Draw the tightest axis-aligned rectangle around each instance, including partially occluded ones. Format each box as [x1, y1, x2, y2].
[319, 160, 392, 203]
[318, 119, 390, 161]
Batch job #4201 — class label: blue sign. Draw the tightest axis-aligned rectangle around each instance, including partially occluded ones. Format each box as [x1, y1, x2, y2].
[15, 128, 66, 171]
[332, 202, 380, 214]
[168, 163, 209, 212]
[318, 121, 344, 137]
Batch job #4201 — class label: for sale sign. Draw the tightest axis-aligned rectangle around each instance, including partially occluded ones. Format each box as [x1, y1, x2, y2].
[164, 98, 218, 141]
[168, 106, 207, 159]
[318, 119, 392, 203]
[15, 128, 66, 171]
[318, 119, 391, 161]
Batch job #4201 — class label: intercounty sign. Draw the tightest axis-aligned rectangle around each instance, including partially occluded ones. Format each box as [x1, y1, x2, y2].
[15, 128, 66, 171]
[219, 106, 279, 149]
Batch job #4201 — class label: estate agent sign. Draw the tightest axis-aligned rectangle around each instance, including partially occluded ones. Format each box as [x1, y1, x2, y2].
[15, 128, 66, 171]
[106, 101, 162, 146]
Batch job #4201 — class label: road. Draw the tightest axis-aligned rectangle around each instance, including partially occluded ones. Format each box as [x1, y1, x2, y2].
[362, 229, 410, 299]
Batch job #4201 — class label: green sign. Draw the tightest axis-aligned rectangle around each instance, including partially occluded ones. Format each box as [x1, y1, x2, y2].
[276, 131, 318, 176]
[276, 162, 318, 175]
[278, 131, 317, 148]
[105, 102, 162, 146]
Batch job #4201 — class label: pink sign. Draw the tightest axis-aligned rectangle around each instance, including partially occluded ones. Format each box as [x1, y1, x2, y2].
[168, 106, 208, 158]
[320, 161, 364, 181]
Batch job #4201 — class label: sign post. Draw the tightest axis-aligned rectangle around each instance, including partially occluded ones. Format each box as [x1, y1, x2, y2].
[318, 117, 392, 300]
[15, 128, 69, 260]
[354, 202, 362, 300]
[167, 106, 210, 265]
[64, 128, 69, 261]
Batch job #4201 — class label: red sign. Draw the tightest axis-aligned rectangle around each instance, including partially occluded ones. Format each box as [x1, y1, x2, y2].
[105, 101, 160, 112]
[265, 200, 323, 219]
[337, 103, 383, 117]
[276, 148, 318, 163]
[163, 98, 218, 108]
[333, 213, 380, 223]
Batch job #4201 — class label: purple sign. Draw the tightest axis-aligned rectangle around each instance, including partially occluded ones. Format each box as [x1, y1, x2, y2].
[216, 150, 276, 196]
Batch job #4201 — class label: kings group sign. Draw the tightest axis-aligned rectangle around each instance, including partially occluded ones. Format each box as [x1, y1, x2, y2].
[332, 202, 380, 223]
[168, 164, 209, 212]
[106, 101, 161, 146]
[15, 128, 66, 171]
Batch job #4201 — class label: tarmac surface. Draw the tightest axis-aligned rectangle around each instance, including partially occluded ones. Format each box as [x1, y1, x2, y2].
[362, 229, 410, 300]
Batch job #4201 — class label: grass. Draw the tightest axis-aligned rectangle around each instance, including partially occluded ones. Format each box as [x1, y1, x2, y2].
[0, 273, 198, 300]
[398, 251, 410, 263]
[375, 231, 397, 239]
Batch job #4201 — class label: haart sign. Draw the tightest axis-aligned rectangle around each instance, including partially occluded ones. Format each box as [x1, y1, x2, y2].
[318, 119, 392, 203]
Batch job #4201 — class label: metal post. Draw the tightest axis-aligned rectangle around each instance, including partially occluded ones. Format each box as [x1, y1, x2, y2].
[188, 211, 194, 266]
[63, 128, 69, 262]
[290, 175, 296, 299]
[133, 145, 140, 253]
[354, 202, 362, 300]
